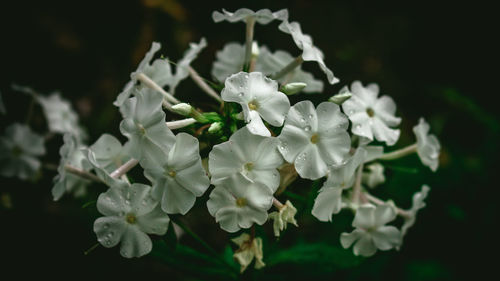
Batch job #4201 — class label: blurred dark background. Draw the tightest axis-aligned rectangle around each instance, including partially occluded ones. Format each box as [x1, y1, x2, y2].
[0, 0, 497, 280]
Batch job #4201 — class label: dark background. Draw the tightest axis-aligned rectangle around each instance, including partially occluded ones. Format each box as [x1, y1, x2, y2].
[0, 0, 497, 280]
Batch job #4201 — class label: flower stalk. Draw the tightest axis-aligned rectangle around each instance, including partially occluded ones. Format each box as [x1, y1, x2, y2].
[135, 73, 180, 105]
[109, 158, 139, 179]
[244, 17, 256, 71]
[64, 165, 102, 183]
[188, 67, 223, 103]
[379, 143, 418, 161]
[272, 55, 304, 80]
[166, 118, 197, 130]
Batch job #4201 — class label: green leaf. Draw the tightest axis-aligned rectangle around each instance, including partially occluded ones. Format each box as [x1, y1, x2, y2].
[266, 242, 364, 273]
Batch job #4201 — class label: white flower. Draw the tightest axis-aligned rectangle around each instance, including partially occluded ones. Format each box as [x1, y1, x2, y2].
[52, 133, 91, 201]
[312, 148, 367, 222]
[86, 149, 129, 189]
[0, 123, 45, 180]
[36, 92, 86, 140]
[89, 134, 130, 173]
[342, 81, 401, 146]
[278, 101, 350, 179]
[362, 163, 386, 188]
[114, 42, 172, 106]
[231, 233, 265, 272]
[170, 38, 207, 94]
[212, 43, 322, 94]
[400, 185, 430, 242]
[120, 89, 176, 161]
[340, 204, 401, 257]
[94, 183, 170, 258]
[413, 118, 440, 171]
[268, 200, 298, 237]
[278, 20, 338, 84]
[212, 8, 288, 24]
[142, 133, 210, 215]
[257, 47, 324, 93]
[208, 126, 283, 192]
[221, 72, 290, 136]
[207, 173, 273, 233]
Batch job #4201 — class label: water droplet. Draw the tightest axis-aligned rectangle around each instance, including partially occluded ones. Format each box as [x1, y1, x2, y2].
[300, 117, 306, 122]
[308, 114, 313, 119]
[349, 110, 354, 115]
[238, 92, 244, 97]
[355, 124, 361, 129]
[125, 199, 130, 205]
[304, 126, 311, 132]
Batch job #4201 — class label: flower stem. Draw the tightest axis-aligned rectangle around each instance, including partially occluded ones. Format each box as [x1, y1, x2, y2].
[135, 73, 180, 105]
[166, 118, 197, 129]
[273, 197, 284, 210]
[188, 67, 223, 103]
[110, 159, 139, 179]
[84, 242, 100, 255]
[378, 143, 418, 161]
[272, 55, 304, 80]
[170, 216, 236, 271]
[64, 165, 102, 183]
[363, 192, 411, 217]
[244, 17, 256, 71]
[350, 163, 364, 204]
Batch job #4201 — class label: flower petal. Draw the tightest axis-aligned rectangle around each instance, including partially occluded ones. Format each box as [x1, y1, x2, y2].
[136, 204, 170, 235]
[94, 216, 127, 248]
[119, 226, 153, 258]
[352, 204, 376, 229]
[353, 234, 377, 257]
[312, 186, 343, 222]
[372, 226, 401, 250]
[294, 144, 328, 180]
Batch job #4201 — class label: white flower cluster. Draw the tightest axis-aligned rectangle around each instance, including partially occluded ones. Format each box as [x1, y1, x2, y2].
[1, 7, 442, 272]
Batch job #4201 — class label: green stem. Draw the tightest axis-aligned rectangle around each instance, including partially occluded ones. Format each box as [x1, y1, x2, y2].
[170, 217, 236, 272]
[272, 55, 304, 80]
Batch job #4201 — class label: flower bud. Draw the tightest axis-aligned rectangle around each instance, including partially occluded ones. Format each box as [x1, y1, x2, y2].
[281, 82, 307, 95]
[171, 103, 192, 116]
[208, 122, 223, 134]
[329, 86, 352, 105]
[251, 41, 259, 58]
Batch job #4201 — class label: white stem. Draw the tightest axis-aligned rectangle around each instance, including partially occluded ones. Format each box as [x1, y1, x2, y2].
[188, 67, 223, 103]
[273, 197, 284, 210]
[351, 163, 364, 204]
[363, 192, 411, 217]
[379, 143, 418, 161]
[166, 118, 197, 129]
[244, 17, 256, 69]
[135, 73, 180, 104]
[110, 159, 139, 179]
[64, 165, 102, 183]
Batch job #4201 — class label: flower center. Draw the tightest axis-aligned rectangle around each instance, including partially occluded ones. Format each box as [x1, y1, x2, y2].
[244, 162, 254, 172]
[137, 123, 146, 135]
[126, 213, 137, 224]
[236, 197, 247, 207]
[366, 107, 375, 117]
[248, 100, 259, 111]
[310, 134, 319, 144]
[168, 170, 176, 177]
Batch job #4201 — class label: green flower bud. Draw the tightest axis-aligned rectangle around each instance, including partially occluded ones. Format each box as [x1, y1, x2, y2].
[281, 82, 307, 95]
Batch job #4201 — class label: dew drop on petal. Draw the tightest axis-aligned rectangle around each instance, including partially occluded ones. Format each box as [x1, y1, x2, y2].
[308, 114, 313, 119]
[304, 126, 311, 132]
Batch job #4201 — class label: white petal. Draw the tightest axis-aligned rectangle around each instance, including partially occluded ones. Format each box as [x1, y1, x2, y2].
[175, 161, 210, 196]
[94, 216, 127, 248]
[136, 205, 170, 235]
[257, 90, 290, 126]
[374, 204, 397, 226]
[246, 110, 270, 137]
[353, 234, 377, 257]
[372, 117, 400, 146]
[294, 143, 328, 180]
[211, 43, 245, 82]
[352, 204, 376, 229]
[340, 229, 363, 249]
[160, 178, 197, 215]
[372, 226, 401, 250]
[119, 226, 153, 258]
[277, 124, 310, 163]
[312, 186, 343, 222]
[373, 95, 401, 126]
[96, 187, 129, 217]
[285, 100, 318, 131]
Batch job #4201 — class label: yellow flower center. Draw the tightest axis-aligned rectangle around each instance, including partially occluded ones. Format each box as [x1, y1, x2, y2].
[310, 134, 319, 144]
[366, 107, 375, 117]
[248, 100, 259, 111]
[236, 197, 247, 207]
[126, 213, 137, 224]
[244, 162, 254, 171]
[168, 170, 176, 177]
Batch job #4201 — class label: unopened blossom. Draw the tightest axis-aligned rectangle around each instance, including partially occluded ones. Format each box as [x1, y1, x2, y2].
[231, 233, 265, 272]
[400, 185, 430, 242]
[278, 101, 350, 179]
[268, 200, 298, 237]
[52, 133, 91, 201]
[221, 72, 290, 136]
[278, 20, 338, 84]
[142, 133, 210, 215]
[120, 89, 176, 161]
[94, 183, 170, 258]
[89, 134, 130, 173]
[363, 163, 386, 188]
[0, 123, 45, 180]
[212, 8, 288, 24]
[312, 148, 367, 222]
[413, 118, 440, 171]
[36, 92, 86, 140]
[342, 81, 401, 146]
[207, 173, 273, 232]
[209, 126, 283, 192]
[340, 204, 401, 257]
